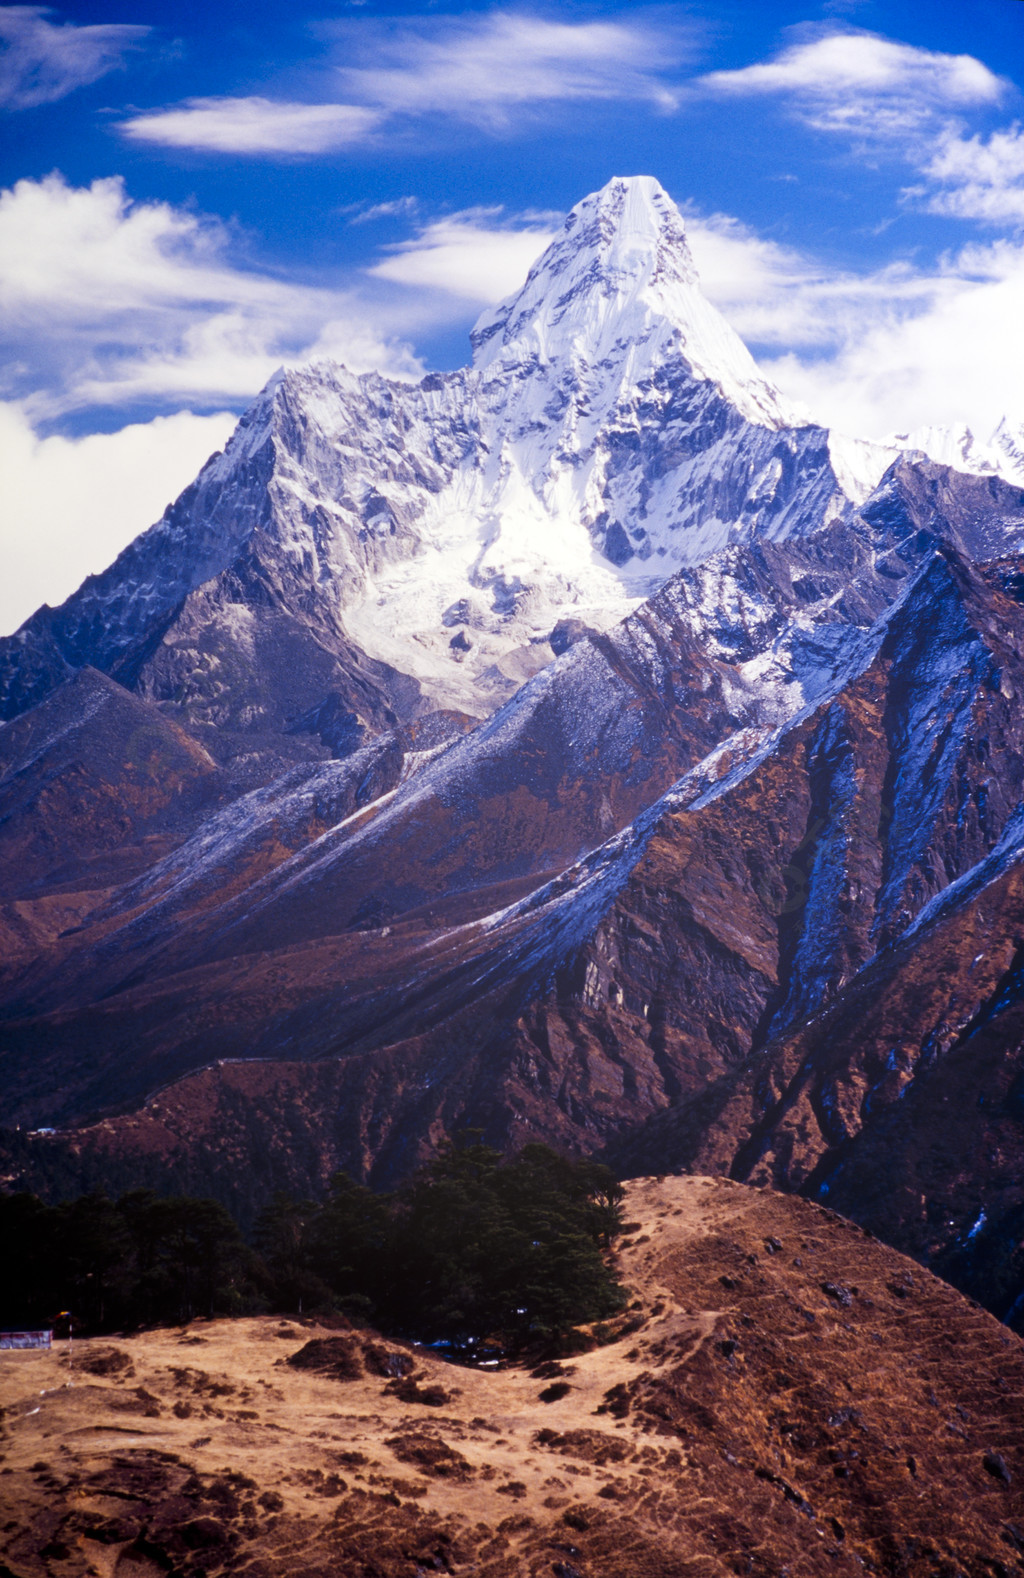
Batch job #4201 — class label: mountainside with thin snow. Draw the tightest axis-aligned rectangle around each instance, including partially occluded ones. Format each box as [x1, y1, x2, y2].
[5, 177, 1024, 1337]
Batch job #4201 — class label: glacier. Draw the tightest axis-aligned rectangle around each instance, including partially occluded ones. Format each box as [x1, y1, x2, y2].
[0, 175, 880, 753]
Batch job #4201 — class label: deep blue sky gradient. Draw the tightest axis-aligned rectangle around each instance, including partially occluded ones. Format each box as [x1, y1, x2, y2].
[4, 1, 1024, 629]
[5, 0, 1021, 377]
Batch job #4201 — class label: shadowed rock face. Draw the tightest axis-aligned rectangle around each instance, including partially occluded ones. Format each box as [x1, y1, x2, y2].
[6, 182, 1024, 1342]
[7, 530, 1024, 1341]
[0, 667, 225, 897]
[2, 1177, 1023, 1578]
[0, 667, 229, 998]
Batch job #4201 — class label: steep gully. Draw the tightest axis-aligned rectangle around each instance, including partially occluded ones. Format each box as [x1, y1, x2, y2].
[3, 179, 1024, 1334]
[7, 530, 1024, 1336]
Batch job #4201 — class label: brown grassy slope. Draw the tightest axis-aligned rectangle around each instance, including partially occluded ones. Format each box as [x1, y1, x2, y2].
[1, 1176, 1022, 1578]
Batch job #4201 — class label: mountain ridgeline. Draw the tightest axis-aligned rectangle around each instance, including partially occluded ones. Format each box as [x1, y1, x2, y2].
[4, 176, 1024, 1334]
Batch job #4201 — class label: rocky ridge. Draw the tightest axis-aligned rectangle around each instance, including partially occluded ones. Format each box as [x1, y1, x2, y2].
[5, 177, 1024, 1340]
[1, 1176, 1022, 1578]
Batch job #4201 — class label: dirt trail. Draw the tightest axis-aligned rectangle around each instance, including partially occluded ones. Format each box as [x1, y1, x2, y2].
[2, 1176, 1023, 1577]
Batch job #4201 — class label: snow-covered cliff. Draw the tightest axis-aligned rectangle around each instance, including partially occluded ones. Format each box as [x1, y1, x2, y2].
[0, 176, 860, 744]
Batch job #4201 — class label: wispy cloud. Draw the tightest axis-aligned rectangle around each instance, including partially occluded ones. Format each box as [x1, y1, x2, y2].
[701, 30, 1024, 238]
[122, 96, 381, 155]
[917, 124, 1024, 225]
[347, 196, 420, 225]
[702, 30, 1003, 137]
[0, 173, 423, 419]
[683, 208, 1024, 440]
[333, 11, 684, 127]
[685, 210, 933, 350]
[119, 10, 687, 156]
[0, 4, 148, 111]
[368, 210, 557, 302]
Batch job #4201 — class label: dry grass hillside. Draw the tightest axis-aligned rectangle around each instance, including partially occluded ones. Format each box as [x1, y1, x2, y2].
[2, 1176, 1023, 1578]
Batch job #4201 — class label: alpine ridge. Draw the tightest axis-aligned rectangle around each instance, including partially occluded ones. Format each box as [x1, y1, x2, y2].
[5, 177, 1024, 1342]
[1, 177, 860, 764]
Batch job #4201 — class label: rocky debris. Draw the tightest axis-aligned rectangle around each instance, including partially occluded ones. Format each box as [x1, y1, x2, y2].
[286, 1335, 364, 1381]
[385, 1432, 475, 1481]
[383, 1377, 452, 1407]
[538, 1381, 574, 1404]
[986, 1450, 1014, 1487]
[284, 1334, 423, 1389]
[74, 1345, 135, 1378]
[1, 1177, 1023, 1577]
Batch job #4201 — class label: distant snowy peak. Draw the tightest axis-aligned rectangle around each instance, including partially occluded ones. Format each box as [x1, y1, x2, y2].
[826, 432, 903, 507]
[471, 175, 794, 430]
[993, 418, 1024, 484]
[824, 417, 1024, 508]
[888, 418, 1024, 489]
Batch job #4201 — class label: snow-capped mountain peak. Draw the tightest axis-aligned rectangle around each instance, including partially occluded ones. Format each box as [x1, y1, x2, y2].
[886, 417, 1024, 489]
[1, 175, 862, 734]
[471, 176, 699, 355]
[471, 175, 792, 429]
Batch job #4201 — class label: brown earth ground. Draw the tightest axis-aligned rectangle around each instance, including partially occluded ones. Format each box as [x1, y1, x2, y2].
[2, 1176, 1023, 1578]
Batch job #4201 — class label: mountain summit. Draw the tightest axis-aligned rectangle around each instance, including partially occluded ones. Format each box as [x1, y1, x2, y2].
[473, 175, 791, 428]
[6, 178, 1024, 1337]
[0, 176, 851, 756]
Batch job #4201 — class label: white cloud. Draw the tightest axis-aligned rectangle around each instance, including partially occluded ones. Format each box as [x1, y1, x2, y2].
[702, 30, 1003, 136]
[122, 96, 381, 155]
[919, 123, 1024, 224]
[118, 11, 685, 155]
[684, 210, 1024, 441]
[348, 196, 419, 225]
[685, 211, 933, 350]
[368, 212, 557, 302]
[0, 403, 237, 636]
[0, 4, 148, 110]
[700, 31, 1024, 246]
[761, 266, 1024, 441]
[0, 173, 423, 419]
[334, 12, 684, 126]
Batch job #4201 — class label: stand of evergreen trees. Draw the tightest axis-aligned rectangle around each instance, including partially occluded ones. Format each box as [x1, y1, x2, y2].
[0, 1188, 251, 1332]
[0, 1142, 625, 1353]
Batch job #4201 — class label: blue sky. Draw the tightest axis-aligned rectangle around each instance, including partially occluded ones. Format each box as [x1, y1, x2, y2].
[2, 0, 1024, 629]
